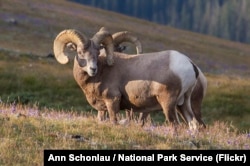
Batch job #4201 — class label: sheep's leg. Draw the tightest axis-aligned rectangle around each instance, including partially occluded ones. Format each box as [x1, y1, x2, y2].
[190, 97, 206, 128]
[177, 102, 206, 129]
[105, 99, 120, 124]
[176, 105, 188, 124]
[157, 94, 178, 127]
[97, 111, 106, 121]
[138, 112, 151, 126]
[164, 103, 178, 126]
[191, 78, 206, 128]
[161, 101, 179, 136]
[179, 90, 198, 131]
[125, 109, 133, 121]
[176, 106, 188, 125]
[124, 110, 150, 126]
[116, 109, 132, 126]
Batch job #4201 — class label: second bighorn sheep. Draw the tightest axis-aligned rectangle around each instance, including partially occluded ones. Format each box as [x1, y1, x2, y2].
[110, 31, 207, 128]
[97, 31, 143, 122]
[53, 27, 200, 130]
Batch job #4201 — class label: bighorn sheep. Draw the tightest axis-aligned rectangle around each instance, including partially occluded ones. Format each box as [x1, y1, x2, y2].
[110, 31, 207, 128]
[97, 31, 143, 121]
[53, 27, 200, 130]
[63, 30, 143, 122]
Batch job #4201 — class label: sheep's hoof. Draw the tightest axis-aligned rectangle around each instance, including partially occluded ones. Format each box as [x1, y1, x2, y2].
[119, 119, 130, 126]
[110, 120, 118, 125]
[188, 118, 199, 131]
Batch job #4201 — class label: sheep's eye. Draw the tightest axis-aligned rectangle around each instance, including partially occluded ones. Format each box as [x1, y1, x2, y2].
[76, 55, 87, 67]
[78, 58, 87, 67]
[77, 50, 84, 55]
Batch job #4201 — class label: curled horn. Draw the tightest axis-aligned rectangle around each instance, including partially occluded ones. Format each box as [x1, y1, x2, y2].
[91, 27, 114, 66]
[112, 31, 143, 54]
[53, 29, 90, 64]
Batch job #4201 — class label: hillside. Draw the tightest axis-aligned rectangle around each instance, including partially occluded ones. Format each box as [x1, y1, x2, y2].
[0, 0, 250, 131]
[73, 0, 250, 44]
[1, 0, 250, 76]
[0, 3, 249, 164]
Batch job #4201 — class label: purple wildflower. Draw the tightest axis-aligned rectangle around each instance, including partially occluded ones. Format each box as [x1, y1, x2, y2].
[28, 108, 39, 117]
[244, 144, 249, 150]
[144, 125, 156, 132]
[11, 101, 16, 113]
[247, 133, 250, 138]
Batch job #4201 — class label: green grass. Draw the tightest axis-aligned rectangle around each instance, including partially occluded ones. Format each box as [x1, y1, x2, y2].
[1, 50, 250, 131]
[0, 51, 88, 111]
[202, 75, 250, 130]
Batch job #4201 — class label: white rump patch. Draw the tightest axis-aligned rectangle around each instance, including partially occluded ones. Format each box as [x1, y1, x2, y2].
[169, 50, 196, 100]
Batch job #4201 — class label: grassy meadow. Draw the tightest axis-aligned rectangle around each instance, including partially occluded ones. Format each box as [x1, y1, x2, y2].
[0, 103, 250, 165]
[1, 51, 249, 130]
[0, 0, 250, 165]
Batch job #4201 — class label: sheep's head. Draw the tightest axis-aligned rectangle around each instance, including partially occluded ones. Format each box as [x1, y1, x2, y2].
[112, 31, 142, 54]
[53, 27, 114, 77]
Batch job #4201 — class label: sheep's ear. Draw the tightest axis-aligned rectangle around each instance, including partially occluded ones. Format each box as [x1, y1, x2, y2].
[92, 28, 114, 66]
[99, 44, 105, 50]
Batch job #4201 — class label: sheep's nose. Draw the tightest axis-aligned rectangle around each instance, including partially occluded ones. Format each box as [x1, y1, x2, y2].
[90, 67, 97, 72]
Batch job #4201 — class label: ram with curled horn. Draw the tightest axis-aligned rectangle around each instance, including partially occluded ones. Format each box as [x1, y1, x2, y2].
[113, 31, 207, 128]
[53, 27, 202, 130]
[54, 27, 114, 69]
[97, 30, 143, 122]
[100, 30, 207, 128]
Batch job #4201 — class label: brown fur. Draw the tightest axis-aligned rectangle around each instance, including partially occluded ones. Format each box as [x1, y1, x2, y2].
[54, 28, 199, 129]
[73, 51, 184, 125]
[112, 32, 206, 128]
[190, 72, 206, 127]
[134, 71, 207, 128]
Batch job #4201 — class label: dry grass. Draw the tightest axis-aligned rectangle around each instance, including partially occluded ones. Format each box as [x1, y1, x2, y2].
[0, 103, 249, 165]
